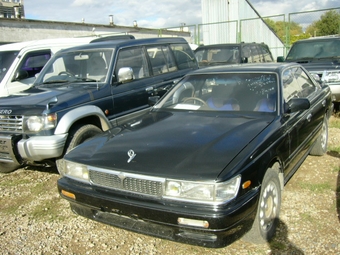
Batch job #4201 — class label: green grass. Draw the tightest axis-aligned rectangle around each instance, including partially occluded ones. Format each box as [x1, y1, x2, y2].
[299, 182, 332, 193]
[329, 116, 340, 128]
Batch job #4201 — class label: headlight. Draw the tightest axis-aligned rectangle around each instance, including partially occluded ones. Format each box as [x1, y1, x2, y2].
[23, 113, 57, 132]
[164, 175, 241, 204]
[322, 70, 340, 83]
[62, 160, 89, 182]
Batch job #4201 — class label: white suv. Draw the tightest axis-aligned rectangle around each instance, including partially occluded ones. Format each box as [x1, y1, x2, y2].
[0, 37, 105, 97]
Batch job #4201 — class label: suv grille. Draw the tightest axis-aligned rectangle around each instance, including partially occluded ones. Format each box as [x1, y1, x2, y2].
[0, 115, 23, 132]
[89, 170, 163, 197]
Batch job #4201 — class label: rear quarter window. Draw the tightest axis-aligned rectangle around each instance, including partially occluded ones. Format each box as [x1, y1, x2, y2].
[170, 43, 197, 70]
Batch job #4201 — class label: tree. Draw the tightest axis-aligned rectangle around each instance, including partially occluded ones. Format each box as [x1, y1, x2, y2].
[313, 10, 340, 36]
[264, 19, 309, 44]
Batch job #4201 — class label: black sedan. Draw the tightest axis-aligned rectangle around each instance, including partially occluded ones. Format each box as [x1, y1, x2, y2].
[57, 63, 333, 248]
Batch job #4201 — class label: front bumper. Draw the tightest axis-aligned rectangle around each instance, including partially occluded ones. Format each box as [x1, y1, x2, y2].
[17, 134, 68, 161]
[57, 177, 259, 248]
[328, 84, 340, 102]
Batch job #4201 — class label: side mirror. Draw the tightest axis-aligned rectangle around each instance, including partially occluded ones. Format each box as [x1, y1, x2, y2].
[13, 70, 29, 81]
[276, 56, 285, 62]
[118, 67, 134, 83]
[148, 96, 160, 106]
[286, 98, 310, 113]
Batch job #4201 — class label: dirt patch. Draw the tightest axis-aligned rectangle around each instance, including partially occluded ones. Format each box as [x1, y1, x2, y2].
[0, 117, 339, 255]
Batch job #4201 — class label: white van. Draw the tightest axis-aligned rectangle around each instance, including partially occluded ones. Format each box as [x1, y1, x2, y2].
[0, 37, 107, 97]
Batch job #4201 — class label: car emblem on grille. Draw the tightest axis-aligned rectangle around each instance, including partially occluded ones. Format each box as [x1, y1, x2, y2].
[0, 109, 12, 114]
[127, 149, 136, 163]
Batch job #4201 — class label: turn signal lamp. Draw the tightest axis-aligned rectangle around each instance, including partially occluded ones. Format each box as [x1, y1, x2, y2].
[61, 190, 76, 200]
[178, 217, 209, 228]
[242, 180, 251, 189]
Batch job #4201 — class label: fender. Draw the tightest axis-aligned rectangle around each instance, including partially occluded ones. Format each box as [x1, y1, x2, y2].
[54, 105, 112, 135]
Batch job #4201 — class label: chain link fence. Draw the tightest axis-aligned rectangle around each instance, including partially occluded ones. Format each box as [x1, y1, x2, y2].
[163, 7, 340, 58]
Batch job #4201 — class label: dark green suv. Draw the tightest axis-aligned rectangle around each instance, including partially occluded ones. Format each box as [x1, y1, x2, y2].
[194, 42, 274, 67]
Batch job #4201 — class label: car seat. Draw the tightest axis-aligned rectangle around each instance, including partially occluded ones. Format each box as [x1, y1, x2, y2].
[254, 98, 275, 112]
[87, 56, 107, 80]
[207, 85, 239, 110]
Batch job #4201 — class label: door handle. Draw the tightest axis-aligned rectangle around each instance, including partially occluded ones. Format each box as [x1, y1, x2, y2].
[307, 113, 312, 122]
[322, 99, 326, 107]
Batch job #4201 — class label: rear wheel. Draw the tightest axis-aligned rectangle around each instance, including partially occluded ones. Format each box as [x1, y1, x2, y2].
[56, 124, 102, 174]
[310, 117, 328, 156]
[243, 167, 281, 244]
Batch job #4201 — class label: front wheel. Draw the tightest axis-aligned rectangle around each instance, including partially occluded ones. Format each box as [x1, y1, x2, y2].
[243, 168, 281, 244]
[56, 124, 102, 174]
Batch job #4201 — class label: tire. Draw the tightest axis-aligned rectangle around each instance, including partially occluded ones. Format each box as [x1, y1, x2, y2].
[310, 117, 328, 156]
[243, 168, 281, 244]
[0, 162, 21, 173]
[56, 124, 102, 174]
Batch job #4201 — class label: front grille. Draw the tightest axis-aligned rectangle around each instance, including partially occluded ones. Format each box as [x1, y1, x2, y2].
[89, 169, 163, 197]
[0, 115, 23, 132]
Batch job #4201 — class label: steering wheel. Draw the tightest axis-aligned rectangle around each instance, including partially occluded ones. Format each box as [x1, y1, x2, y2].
[183, 97, 207, 106]
[58, 71, 75, 77]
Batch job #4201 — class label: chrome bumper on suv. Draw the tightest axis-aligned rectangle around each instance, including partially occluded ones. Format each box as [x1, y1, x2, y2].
[0, 133, 67, 163]
[17, 134, 68, 161]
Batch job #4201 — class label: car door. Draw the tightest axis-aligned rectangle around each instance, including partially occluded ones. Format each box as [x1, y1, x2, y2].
[281, 66, 324, 179]
[110, 46, 152, 118]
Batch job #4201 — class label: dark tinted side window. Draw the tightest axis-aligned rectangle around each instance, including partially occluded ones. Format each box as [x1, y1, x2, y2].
[146, 45, 177, 75]
[250, 45, 262, 63]
[115, 46, 150, 79]
[283, 67, 317, 101]
[260, 45, 274, 62]
[170, 43, 197, 70]
[18, 50, 51, 79]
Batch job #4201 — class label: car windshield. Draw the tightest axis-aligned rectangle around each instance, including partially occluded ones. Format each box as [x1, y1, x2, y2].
[0, 51, 19, 83]
[194, 46, 240, 66]
[286, 39, 340, 60]
[35, 49, 113, 85]
[155, 72, 278, 113]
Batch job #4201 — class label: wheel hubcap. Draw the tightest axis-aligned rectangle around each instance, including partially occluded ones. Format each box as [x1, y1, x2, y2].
[259, 181, 278, 231]
[320, 122, 327, 150]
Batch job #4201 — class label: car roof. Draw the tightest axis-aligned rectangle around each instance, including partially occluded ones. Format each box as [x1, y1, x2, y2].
[189, 62, 297, 74]
[195, 42, 268, 50]
[0, 37, 99, 52]
[294, 35, 340, 43]
[56, 37, 189, 53]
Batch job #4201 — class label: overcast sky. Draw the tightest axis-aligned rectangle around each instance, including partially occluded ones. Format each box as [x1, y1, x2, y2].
[24, 0, 339, 28]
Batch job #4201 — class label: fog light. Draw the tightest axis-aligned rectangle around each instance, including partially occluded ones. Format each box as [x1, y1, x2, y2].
[178, 217, 209, 228]
[61, 190, 76, 199]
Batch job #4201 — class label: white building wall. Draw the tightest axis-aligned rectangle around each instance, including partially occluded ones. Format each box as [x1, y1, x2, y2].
[201, 0, 284, 59]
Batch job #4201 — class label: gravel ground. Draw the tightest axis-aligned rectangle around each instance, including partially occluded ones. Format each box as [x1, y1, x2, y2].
[0, 117, 339, 255]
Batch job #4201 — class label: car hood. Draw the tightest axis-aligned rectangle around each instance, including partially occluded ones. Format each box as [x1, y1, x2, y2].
[0, 83, 102, 115]
[66, 111, 274, 181]
[287, 58, 340, 73]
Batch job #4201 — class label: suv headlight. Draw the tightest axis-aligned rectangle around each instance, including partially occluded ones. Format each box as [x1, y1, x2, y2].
[322, 70, 340, 83]
[164, 175, 241, 204]
[23, 113, 57, 132]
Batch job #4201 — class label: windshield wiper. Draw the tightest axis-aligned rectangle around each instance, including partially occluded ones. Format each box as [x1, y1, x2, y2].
[42, 80, 70, 84]
[73, 77, 101, 82]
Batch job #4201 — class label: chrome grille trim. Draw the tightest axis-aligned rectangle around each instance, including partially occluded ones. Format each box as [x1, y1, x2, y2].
[0, 115, 23, 132]
[88, 167, 165, 197]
